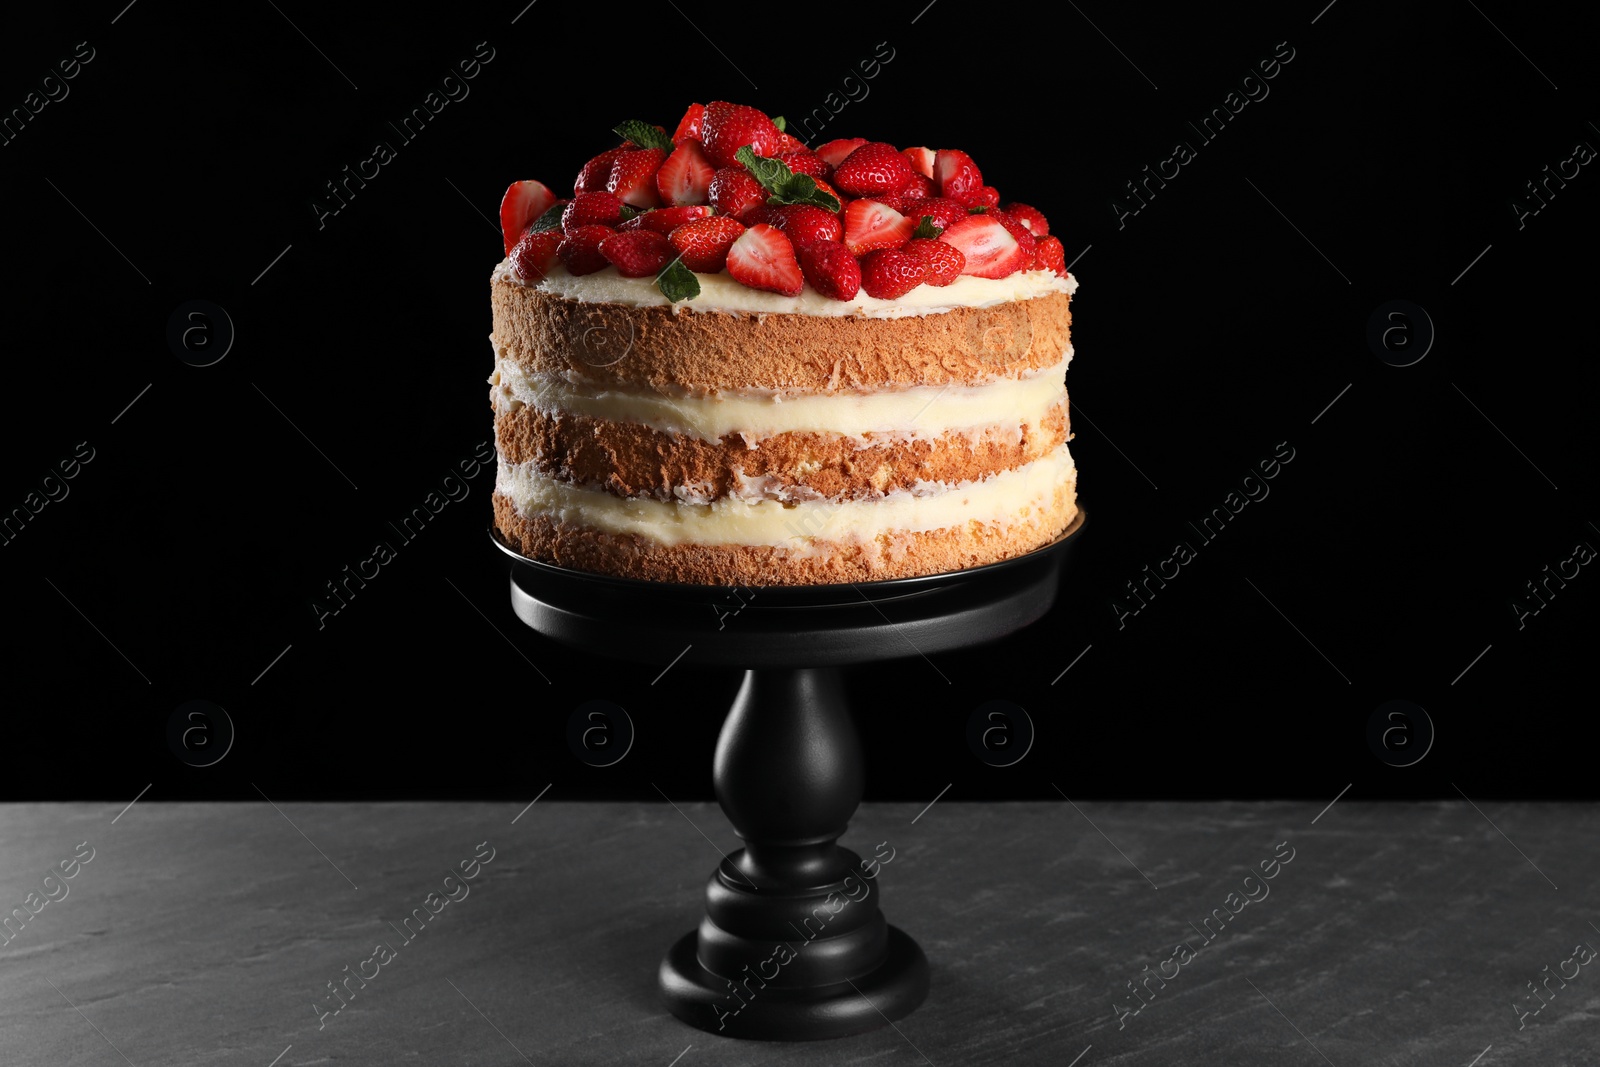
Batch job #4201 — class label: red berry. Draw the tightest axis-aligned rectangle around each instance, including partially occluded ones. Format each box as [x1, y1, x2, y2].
[1003, 202, 1049, 236]
[562, 191, 624, 232]
[955, 184, 1001, 209]
[903, 237, 965, 287]
[607, 147, 666, 209]
[777, 150, 828, 178]
[937, 215, 1030, 278]
[576, 147, 626, 195]
[708, 167, 768, 221]
[772, 129, 809, 154]
[898, 172, 937, 201]
[742, 204, 780, 228]
[655, 139, 715, 206]
[866, 193, 906, 214]
[798, 241, 861, 301]
[812, 177, 844, 206]
[668, 216, 746, 273]
[903, 197, 968, 232]
[859, 249, 927, 300]
[832, 142, 915, 197]
[769, 204, 843, 246]
[672, 102, 705, 143]
[815, 138, 867, 170]
[991, 209, 1037, 263]
[557, 225, 615, 275]
[510, 229, 563, 281]
[599, 230, 674, 277]
[620, 205, 715, 233]
[700, 101, 784, 168]
[901, 146, 935, 178]
[843, 200, 914, 254]
[726, 223, 804, 296]
[499, 179, 556, 256]
[1032, 234, 1067, 275]
[934, 148, 983, 198]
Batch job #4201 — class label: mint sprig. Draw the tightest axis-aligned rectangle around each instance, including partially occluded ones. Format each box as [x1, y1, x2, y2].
[772, 115, 787, 132]
[657, 258, 701, 302]
[618, 204, 640, 224]
[612, 119, 673, 152]
[528, 203, 566, 233]
[913, 216, 943, 239]
[735, 146, 841, 212]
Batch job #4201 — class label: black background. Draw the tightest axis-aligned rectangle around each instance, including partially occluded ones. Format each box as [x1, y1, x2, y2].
[3, 0, 1594, 801]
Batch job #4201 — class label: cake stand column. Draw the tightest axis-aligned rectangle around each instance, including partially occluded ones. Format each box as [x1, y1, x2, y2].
[658, 667, 929, 1040]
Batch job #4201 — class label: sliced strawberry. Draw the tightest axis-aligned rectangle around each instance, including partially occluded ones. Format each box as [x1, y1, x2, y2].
[708, 167, 768, 221]
[899, 172, 937, 201]
[576, 147, 627, 195]
[798, 240, 861, 301]
[655, 139, 715, 206]
[860, 249, 927, 300]
[499, 180, 556, 255]
[833, 142, 914, 197]
[1003, 202, 1049, 236]
[934, 148, 983, 199]
[769, 204, 843, 246]
[901, 146, 935, 178]
[903, 237, 965, 286]
[672, 102, 706, 143]
[816, 138, 868, 170]
[726, 223, 803, 296]
[843, 199, 914, 254]
[557, 224, 616, 275]
[599, 230, 674, 277]
[1032, 234, 1067, 276]
[700, 101, 784, 168]
[777, 150, 828, 178]
[955, 184, 1001, 209]
[607, 148, 666, 209]
[991, 209, 1037, 263]
[620, 205, 715, 233]
[903, 197, 968, 231]
[510, 229, 563, 281]
[937, 214, 1030, 278]
[563, 191, 625, 232]
[668, 216, 746, 273]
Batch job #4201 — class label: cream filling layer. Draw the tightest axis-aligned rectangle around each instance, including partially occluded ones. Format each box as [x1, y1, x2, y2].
[494, 259, 1077, 318]
[490, 352, 1070, 443]
[495, 444, 1076, 547]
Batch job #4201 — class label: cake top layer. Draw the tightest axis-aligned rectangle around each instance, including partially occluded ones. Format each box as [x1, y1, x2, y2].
[496, 101, 1073, 308]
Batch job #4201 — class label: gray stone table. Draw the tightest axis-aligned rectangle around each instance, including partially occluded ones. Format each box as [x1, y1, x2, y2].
[3, 800, 1597, 1065]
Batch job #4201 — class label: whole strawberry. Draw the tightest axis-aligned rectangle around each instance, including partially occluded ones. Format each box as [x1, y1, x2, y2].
[903, 197, 968, 232]
[1003, 202, 1050, 236]
[797, 241, 861, 301]
[576, 148, 626, 195]
[1032, 235, 1068, 275]
[558, 225, 616, 275]
[832, 142, 915, 197]
[510, 229, 563, 281]
[599, 230, 674, 277]
[563, 191, 625, 232]
[700, 101, 784, 168]
[708, 168, 768, 221]
[903, 238, 965, 287]
[668, 216, 747, 273]
[859, 248, 928, 300]
[769, 204, 843, 246]
[620, 205, 715, 234]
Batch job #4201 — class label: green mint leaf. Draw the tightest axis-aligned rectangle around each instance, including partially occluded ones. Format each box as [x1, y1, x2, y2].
[612, 119, 673, 152]
[967, 205, 990, 214]
[528, 203, 566, 233]
[772, 115, 787, 132]
[913, 216, 943, 239]
[765, 174, 841, 212]
[618, 204, 640, 223]
[736, 145, 791, 194]
[657, 259, 701, 302]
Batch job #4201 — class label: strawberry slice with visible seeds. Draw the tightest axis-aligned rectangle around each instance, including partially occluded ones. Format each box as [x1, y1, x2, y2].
[708, 167, 768, 221]
[500, 180, 556, 255]
[576, 148, 626, 195]
[903, 237, 965, 286]
[901, 146, 935, 178]
[621, 205, 715, 233]
[797, 241, 861, 301]
[816, 138, 867, 170]
[510, 229, 563, 281]
[833, 142, 915, 197]
[859, 249, 928, 300]
[669, 216, 747, 273]
[607, 148, 666, 208]
[991, 209, 1037, 263]
[934, 148, 983, 199]
[673, 103, 705, 143]
[937, 214, 1030, 278]
[655, 139, 715, 206]
[843, 200, 914, 254]
[558, 225, 616, 275]
[701, 101, 783, 168]
[903, 197, 968, 231]
[726, 223, 803, 296]
[769, 204, 843, 246]
[599, 230, 675, 277]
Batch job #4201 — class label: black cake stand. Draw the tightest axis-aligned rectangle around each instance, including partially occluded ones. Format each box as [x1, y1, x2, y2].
[491, 511, 1085, 1041]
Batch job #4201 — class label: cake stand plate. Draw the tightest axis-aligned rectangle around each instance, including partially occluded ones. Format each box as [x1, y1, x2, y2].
[491, 511, 1085, 1041]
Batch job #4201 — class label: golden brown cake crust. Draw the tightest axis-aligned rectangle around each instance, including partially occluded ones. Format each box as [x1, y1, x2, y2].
[493, 401, 1070, 503]
[491, 474, 1078, 587]
[490, 277, 1073, 393]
